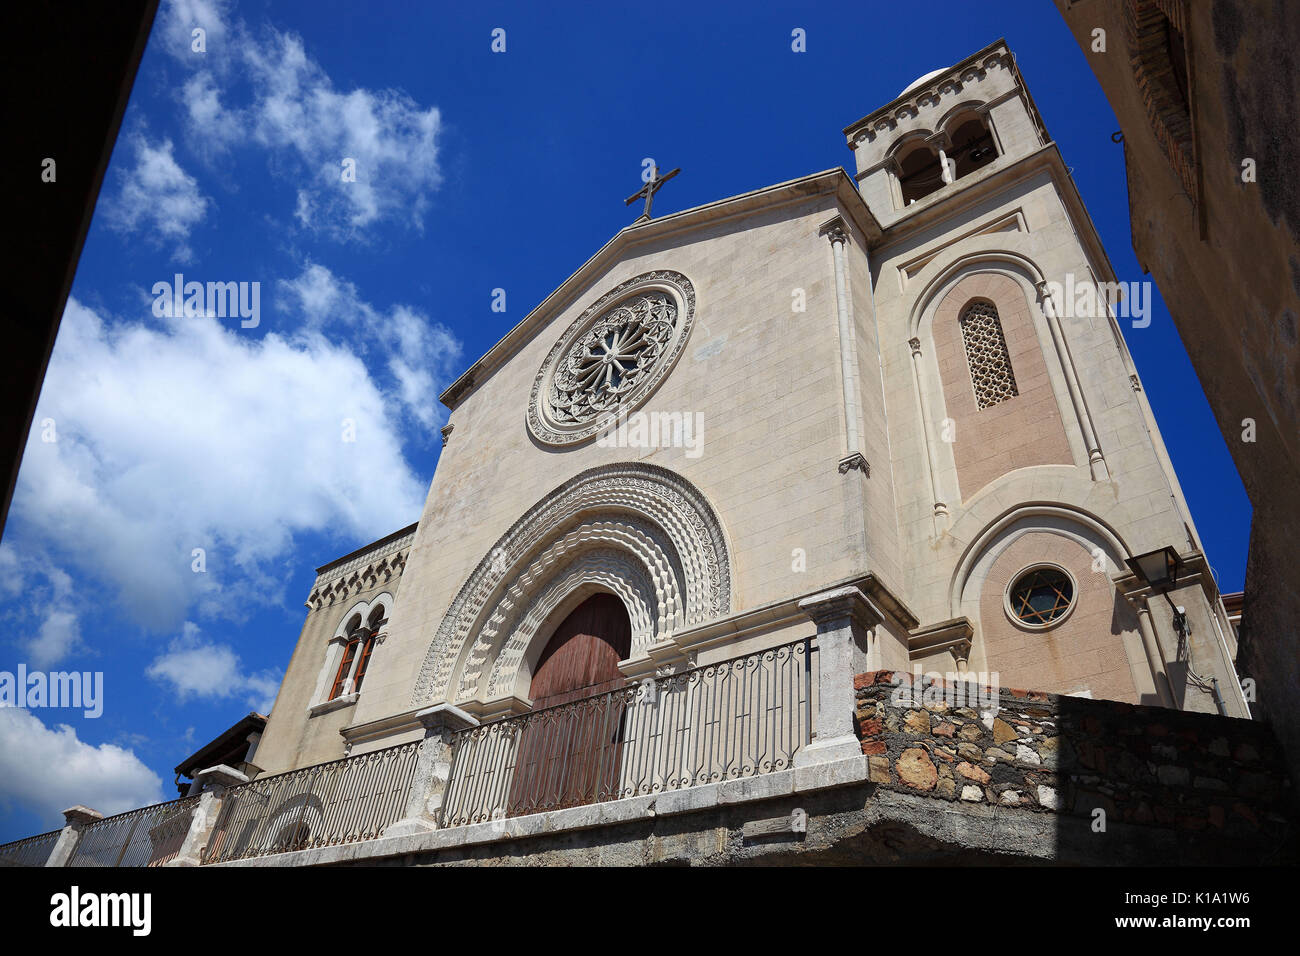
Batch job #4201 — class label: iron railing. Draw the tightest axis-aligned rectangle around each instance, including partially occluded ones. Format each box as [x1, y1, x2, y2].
[69, 795, 200, 867]
[441, 638, 812, 827]
[1, 639, 811, 864]
[202, 739, 421, 864]
[0, 827, 62, 867]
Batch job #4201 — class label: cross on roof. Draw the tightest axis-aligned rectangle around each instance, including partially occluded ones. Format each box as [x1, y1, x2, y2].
[624, 165, 680, 223]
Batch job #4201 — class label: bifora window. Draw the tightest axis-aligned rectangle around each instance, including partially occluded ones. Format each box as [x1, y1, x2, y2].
[960, 300, 1019, 409]
[1006, 565, 1075, 628]
[328, 606, 384, 700]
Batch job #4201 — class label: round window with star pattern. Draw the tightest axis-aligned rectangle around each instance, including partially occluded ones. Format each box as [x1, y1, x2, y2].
[527, 270, 696, 447]
[1005, 564, 1075, 629]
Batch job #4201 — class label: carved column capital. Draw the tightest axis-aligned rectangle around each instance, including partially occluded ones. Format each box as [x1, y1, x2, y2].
[818, 216, 849, 246]
[838, 452, 870, 476]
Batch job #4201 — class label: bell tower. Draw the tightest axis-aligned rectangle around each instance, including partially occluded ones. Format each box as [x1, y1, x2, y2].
[843, 43, 1051, 227]
[841, 39, 1248, 716]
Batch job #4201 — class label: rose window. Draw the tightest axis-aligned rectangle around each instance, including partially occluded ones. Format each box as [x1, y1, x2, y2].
[527, 271, 695, 447]
[549, 292, 677, 425]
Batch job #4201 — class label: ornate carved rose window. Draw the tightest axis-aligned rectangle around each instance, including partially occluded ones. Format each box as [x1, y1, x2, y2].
[527, 271, 695, 446]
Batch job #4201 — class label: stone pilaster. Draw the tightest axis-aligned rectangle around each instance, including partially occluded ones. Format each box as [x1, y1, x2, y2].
[44, 805, 102, 867]
[795, 585, 883, 767]
[166, 764, 250, 867]
[1035, 279, 1109, 480]
[820, 217, 867, 474]
[907, 335, 948, 530]
[383, 703, 480, 836]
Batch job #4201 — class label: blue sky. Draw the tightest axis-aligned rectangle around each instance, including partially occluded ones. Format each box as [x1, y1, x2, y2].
[0, 0, 1249, 841]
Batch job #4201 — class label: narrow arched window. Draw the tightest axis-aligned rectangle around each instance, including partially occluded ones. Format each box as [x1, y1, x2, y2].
[353, 634, 375, 693]
[959, 300, 1019, 409]
[329, 637, 359, 700]
[352, 606, 386, 693]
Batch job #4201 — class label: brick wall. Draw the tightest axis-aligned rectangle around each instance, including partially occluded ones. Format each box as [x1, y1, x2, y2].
[854, 670, 1292, 843]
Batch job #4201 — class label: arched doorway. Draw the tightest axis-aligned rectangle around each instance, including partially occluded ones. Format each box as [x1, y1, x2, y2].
[507, 593, 632, 814]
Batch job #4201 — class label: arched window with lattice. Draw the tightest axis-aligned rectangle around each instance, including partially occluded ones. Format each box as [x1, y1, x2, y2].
[959, 300, 1019, 409]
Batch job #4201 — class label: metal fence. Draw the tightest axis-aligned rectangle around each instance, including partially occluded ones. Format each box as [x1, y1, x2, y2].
[68, 796, 201, 867]
[0, 828, 62, 867]
[441, 638, 812, 827]
[202, 739, 421, 864]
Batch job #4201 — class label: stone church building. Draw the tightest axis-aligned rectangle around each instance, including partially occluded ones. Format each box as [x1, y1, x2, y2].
[26, 38, 1282, 870]
[263, 35, 1246, 765]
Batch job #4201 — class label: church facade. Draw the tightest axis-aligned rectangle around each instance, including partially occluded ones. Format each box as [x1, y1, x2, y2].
[232, 39, 1256, 858]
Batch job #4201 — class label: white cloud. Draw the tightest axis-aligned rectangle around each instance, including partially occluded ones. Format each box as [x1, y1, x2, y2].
[27, 611, 84, 670]
[103, 135, 210, 260]
[158, 0, 234, 59]
[279, 263, 462, 428]
[0, 545, 85, 668]
[162, 0, 441, 238]
[147, 622, 279, 712]
[0, 709, 165, 826]
[11, 297, 432, 630]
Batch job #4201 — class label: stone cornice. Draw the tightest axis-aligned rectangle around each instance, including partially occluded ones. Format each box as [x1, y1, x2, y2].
[842, 39, 1023, 144]
[643, 571, 918, 666]
[340, 707, 426, 748]
[307, 525, 417, 611]
[313, 523, 418, 579]
[907, 617, 975, 662]
[799, 585, 885, 632]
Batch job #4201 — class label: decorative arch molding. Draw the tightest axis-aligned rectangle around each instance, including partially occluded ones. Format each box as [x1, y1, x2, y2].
[934, 98, 991, 136]
[457, 529, 669, 701]
[947, 502, 1133, 620]
[330, 593, 394, 643]
[884, 128, 939, 165]
[906, 249, 1046, 342]
[411, 463, 731, 706]
[476, 549, 656, 702]
[904, 249, 1109, 529]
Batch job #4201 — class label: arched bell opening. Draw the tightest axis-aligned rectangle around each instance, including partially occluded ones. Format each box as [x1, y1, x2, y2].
[946, 111, 997, 179]
[897, 140, 946, 205]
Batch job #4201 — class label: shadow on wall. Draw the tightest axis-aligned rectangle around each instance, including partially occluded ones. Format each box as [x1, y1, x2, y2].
[854, 670, 1295, 865]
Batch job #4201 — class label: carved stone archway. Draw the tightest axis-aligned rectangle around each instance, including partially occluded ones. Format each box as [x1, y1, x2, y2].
[411, 463, 730, 707]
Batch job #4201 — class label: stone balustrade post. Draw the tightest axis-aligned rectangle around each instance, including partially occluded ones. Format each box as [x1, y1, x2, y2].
[383, 703, 479, 836]
[166, 764, 250, 867]
[795, 585, 883, 767]
[45, 805, 102, 866]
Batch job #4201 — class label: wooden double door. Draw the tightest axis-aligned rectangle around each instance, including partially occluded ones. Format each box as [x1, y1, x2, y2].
[506, 593, 632, 815]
